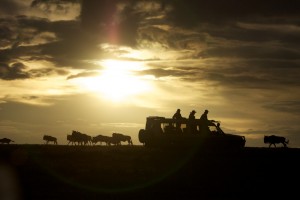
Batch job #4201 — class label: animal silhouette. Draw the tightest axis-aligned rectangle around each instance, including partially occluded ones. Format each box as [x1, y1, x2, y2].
[112, 133, 133, 145]
[67, 134, 76, 145]
[0, 138, 14, 144]
[43, 135, 58, 145]
[70, 130, 92, 145]
[91, 135, 111, 145]
[264, 135, 289, 148]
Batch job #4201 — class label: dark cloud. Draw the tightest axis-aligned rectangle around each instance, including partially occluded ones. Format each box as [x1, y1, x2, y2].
[193, 22, 300, 45]
[0, 13, 104, 74]
[202, 45, 300, 60]
[29, 67, 69, 78]
[0, 62, 30, 80]
[196, 58, 300, 89]
[0, 0, 27, 17]
[263, 100, 300, 115]
[0, 21, 14, 39]
[80, 0, 141, 46]
[164, 0, 300, 28]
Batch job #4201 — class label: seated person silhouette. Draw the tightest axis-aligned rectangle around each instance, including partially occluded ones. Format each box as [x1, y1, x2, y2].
[199, 109, 211, 135]
[188, 110, 197, 134]
[172, 108, 184, 133]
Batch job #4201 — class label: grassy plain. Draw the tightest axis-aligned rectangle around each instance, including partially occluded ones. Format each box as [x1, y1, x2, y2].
[0, 144, 299, 200]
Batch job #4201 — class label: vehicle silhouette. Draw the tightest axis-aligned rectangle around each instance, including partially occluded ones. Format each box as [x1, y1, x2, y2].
[138, 116, 246, 149]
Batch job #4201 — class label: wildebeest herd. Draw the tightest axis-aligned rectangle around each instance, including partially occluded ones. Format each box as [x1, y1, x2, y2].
[66, 131, 133, 146]
[40, 131, 133, 146]
[1, 131, 133, 146]
[41, 131, 133, 146]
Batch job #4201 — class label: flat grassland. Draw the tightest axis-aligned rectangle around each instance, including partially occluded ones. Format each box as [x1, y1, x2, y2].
[0, 144, 299, 200]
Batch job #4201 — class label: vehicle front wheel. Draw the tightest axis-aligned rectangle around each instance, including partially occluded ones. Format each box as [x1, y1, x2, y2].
[138, 129, 147, 144]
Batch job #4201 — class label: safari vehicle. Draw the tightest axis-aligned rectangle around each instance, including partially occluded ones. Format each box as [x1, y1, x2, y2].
[138, 116, 246, 149]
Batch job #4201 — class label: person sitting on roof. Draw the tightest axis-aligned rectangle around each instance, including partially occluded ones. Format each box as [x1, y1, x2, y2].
[173, 109, 183, 119]
[199, 109, 212, 135]
[188, 110, 197, 134]
[172, 108, 184, 133]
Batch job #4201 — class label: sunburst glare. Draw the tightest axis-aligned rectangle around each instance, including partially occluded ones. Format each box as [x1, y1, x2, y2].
[73, 59, 152, 102]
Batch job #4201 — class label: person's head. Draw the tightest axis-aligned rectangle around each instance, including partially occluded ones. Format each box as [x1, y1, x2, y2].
[204, 109, 208, 114]
[192, 110, 196, 114]
[177, 109, 181, 112]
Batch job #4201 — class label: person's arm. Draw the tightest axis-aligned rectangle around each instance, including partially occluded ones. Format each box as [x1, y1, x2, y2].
[217, 126, 225, 134]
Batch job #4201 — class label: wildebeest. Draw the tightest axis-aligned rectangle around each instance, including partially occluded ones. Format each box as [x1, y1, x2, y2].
[70, 130, 92, 145]
[91, 135, 111, 145]
[264, 135, 289, 148]
[43, 135, 57, 145]
[67, 134, 76, 145]
[112, 133, 133, 145]
[0, 138, 14, 144]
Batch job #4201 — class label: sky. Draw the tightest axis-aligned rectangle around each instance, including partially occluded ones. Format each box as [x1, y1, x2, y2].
[0, 0, 300, 147]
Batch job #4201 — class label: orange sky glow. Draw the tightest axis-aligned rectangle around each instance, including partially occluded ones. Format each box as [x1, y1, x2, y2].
[0, 0, 300, 147]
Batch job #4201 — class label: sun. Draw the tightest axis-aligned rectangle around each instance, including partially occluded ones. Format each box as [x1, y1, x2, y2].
[76, 59, 152, 102]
